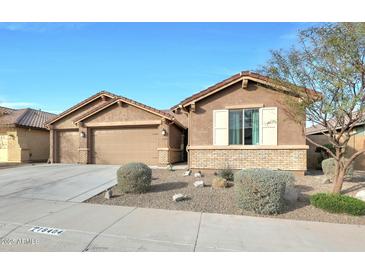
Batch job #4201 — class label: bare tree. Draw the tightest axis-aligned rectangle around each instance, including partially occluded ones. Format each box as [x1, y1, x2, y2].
[263, 23, 365, 193]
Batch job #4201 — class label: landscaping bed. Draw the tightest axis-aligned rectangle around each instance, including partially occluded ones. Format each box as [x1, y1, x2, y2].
[86, 169, 365, 225]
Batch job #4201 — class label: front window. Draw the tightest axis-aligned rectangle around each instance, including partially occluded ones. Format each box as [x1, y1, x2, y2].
[229, 110, 243, 145]
[229, 109, 260, 145]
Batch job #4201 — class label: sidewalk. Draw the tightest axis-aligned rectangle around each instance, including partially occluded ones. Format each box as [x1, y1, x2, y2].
[1, 196, 365, 251]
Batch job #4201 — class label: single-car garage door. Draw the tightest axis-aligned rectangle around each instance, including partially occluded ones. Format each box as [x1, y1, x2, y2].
[91, 126, 159, 165]
[57, 130, 79, 163]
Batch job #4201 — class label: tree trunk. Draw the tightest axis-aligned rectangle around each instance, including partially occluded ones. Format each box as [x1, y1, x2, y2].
[332, 168, 345, 194]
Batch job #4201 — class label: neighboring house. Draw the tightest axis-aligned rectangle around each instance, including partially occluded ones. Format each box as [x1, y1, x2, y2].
[46, 91, 186, 166]
[0, 106, 56, 163]
[171, 71, 310, 175]
[306, 115, 365, 170]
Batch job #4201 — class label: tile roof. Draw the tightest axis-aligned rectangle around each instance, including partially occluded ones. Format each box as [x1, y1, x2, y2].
[0, 107, 57, 130]
[0, 106, 15, 114]
[48, 90, 185, 129]
[306, 112, 365, 135]
[171, 71, 318, 109]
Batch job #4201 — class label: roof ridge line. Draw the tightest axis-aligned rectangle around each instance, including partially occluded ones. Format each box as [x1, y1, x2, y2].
[14, 108, 30, 125]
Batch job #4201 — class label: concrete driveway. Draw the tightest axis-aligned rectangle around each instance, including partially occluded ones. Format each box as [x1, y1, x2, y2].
[0, 164, 118, 202]
[1, 164, 365, 251]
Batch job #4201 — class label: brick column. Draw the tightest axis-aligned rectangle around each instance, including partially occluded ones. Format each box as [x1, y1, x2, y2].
[78, 123, 89, 164]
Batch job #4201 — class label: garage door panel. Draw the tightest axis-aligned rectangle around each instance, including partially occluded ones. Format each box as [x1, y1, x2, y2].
[57, 130, 79, 163]
[91, 127, 158, 165]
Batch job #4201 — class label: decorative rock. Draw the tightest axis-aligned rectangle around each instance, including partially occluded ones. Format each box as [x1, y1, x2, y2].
[284, 185, 299, 203]
[173, 193, 186, 202]
[183, 170, 191, 176]
[167, 164, 174, 171]
[104, 189, 113, 199]
[194, 171, 202, 178]
[322, 178, 331, 184]
[193, 180, 205, 188]
[212, 177, 228, 189]
[355, 190, 365, 202]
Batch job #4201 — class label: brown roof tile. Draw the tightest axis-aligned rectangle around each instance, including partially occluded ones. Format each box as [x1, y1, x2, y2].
[0, 107, 57, 129]
[306, 112, 365, 135]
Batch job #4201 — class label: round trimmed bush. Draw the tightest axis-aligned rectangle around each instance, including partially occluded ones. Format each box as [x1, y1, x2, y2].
[310, 193, 365, 216]
[234, 169, 294, 215]
[117, 162, 152, 193]
[321, 158, 354, 180]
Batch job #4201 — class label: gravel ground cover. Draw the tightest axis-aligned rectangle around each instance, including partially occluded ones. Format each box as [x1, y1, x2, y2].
[86, 169, 365, 225]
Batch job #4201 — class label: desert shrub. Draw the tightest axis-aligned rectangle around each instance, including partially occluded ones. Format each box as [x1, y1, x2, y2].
[217, 166, 234, 181]
[234, 169, 294, 215]
[117, 162, 152, 193]
[321, 158, 354, 180]
[310, 193, 365, 216]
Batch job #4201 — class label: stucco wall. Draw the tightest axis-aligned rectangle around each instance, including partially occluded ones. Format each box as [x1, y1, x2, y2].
[0, 127, 49, 162]
[51, 98, 184, 165]
[53, 97, 107, 129]
[83, 103, 160, 125]
[169, 123, 184, 149]
[190, 81, 305, 146]
[171, 109, 188, 128]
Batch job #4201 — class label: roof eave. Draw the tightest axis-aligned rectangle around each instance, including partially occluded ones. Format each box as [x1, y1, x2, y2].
[73, 97, 179, 127]
[46, 91, 116, 126]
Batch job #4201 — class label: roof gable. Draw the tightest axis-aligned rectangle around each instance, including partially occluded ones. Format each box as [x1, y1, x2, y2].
[46, 91, 116, 126]
[73, 96, 179, 125]
[172, 71, 317, 110]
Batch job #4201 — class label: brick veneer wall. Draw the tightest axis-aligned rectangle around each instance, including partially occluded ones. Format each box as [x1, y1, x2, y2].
[190, 148, 307, 171]
[158, 150, 169, 165]
[158, 149, 183, 165]
[79, 148, 89, 164]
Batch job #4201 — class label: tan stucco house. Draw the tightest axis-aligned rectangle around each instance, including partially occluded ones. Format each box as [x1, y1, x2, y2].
[171, 71, 310, 174]
[46, 92, 186, 166]
[46, 71, 311, 173]
[0, 106, 56, 163]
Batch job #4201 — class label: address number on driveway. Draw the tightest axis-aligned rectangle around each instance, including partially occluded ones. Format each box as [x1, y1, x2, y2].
[29, 226, 65, 236]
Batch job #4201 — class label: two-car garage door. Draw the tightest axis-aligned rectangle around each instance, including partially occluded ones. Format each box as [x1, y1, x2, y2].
[90, 126, 159, 165]
[57, 126, 159, 165]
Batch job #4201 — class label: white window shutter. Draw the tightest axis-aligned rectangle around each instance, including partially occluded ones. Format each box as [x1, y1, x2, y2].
[213, 110, 228, 145]
[260, 107, 278, 145]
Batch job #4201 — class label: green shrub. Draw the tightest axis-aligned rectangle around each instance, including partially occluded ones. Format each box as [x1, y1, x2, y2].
[117, 162, 152, 193]
[321, 158, 354, 180]
[310, 193, 365, 216]
[234, 169, 294, 215]
[217, 166, 234, 181]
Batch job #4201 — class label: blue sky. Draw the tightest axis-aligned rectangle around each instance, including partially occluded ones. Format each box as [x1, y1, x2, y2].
[0, 22, 316, 113]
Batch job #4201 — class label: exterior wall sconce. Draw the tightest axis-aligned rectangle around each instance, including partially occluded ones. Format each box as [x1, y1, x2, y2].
[161, 129, 167, 136]
[80, 132, 86, 138]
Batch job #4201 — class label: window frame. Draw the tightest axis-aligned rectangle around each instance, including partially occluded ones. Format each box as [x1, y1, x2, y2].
[228, 108, 261, 146]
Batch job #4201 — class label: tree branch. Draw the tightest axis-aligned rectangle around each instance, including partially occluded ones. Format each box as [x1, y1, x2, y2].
[306, 136, 337, 159]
